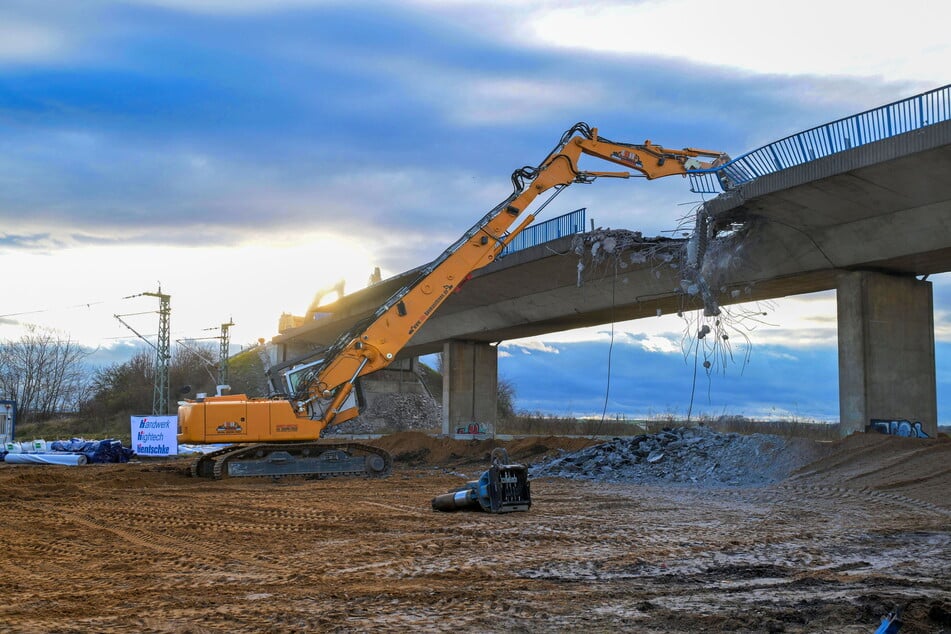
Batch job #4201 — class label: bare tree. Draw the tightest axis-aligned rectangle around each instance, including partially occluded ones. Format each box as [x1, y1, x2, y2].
[0, 326, 93, 421]
[497, 376, 517, 423]
[84, 349, 154, 418]
[170, 342, 219, 398]
[83, 342, 221, 419]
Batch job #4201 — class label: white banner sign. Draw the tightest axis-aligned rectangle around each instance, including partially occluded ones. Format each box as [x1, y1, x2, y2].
[131, 415, 178, 456]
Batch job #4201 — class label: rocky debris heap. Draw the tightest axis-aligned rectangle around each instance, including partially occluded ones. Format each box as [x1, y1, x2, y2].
[572, 228, 646, 262]
[530, 426, 805, 488]
[571, 229, 673, 266]
[324, 393, 441, 435]
[570, 229, 685, 293]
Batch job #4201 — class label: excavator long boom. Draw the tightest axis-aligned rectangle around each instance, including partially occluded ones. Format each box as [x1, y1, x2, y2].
[179, 123, 726, 479]
[294, 123, 727, 432]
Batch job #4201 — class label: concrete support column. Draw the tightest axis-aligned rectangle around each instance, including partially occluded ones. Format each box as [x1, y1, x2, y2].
[441, 341, 498, 435]
[837, 271, 937, 437]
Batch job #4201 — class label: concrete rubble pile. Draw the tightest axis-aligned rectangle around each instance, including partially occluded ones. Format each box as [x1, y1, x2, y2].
[570, 229, 673, 281]
[572, 228, 651, 265]
[326, 393, 441, 435]
[530, 426, 801, 488]
[570, 225, 750, 319]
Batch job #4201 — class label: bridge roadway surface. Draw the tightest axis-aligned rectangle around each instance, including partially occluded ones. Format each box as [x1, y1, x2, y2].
[273, 119, 951, 363]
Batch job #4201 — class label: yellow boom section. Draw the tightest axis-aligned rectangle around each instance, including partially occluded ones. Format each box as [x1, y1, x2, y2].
[295, 123, 727, 433]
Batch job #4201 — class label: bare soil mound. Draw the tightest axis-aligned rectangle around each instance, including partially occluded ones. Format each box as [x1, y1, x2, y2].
[365, 431, 600, 468]
[788, 431, 951, 507]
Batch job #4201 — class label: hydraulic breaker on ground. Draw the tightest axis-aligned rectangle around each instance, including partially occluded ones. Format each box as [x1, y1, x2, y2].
[431, 448, 531, 513]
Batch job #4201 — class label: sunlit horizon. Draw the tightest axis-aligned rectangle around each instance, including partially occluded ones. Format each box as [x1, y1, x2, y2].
[0, 236, 381, 352]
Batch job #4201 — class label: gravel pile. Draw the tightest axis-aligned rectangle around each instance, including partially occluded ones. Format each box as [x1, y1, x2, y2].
[530, 426, 808, 488]
[325, 393, 441, 435]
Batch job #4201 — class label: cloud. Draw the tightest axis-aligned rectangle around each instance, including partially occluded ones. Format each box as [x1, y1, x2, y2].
[0, 2, 118, 68]
[0, 233, 56, 250]
[83, 340, 153, 368]
[502, 341, 560, 355]
[444, 76, 608, 126]
[124, 0, 340, 15]
[506, 290, 841, 355]
[762, 350, 799, 362]
[931, 275, 951, 343]
[523, 0, 949, 83]
[0, 18, 67, 63]
[0, 121, 470, 255]
[636, 334, 680, 354]
[1, 1, 919, 264]
[934, 315, 951, 344]
[498, 338, 844, 420]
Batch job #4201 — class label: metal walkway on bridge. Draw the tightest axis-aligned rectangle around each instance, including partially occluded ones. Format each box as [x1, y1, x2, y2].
[689, 83, 951, 194]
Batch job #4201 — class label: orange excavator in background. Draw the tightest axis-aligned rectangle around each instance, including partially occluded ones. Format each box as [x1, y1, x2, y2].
[180, 123, 728, 479]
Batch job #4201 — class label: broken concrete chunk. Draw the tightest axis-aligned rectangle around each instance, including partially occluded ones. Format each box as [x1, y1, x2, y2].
[530, 426, 801, 488]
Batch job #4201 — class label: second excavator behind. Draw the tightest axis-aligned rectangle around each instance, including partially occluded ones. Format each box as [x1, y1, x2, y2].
[179, 123, 728, 479]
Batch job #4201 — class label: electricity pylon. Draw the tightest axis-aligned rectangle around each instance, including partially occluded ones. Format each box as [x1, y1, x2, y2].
[115, 286, 171, 415]
[218, 319, 235, 386]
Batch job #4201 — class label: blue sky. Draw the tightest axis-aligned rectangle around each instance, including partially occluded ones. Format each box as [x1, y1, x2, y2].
[1, 0, 949, 421]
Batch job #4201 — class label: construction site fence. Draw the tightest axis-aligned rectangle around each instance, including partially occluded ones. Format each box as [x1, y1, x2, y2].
[500, 207, 585, 256]
[688, 83, 951, 194]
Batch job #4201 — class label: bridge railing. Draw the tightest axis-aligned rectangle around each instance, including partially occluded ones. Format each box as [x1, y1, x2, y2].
[500, 208, 586, 256]
[688, 83, 951, 194]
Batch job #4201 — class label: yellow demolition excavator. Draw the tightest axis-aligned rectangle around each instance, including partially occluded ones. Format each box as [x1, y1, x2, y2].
[179, 123, 728, 479]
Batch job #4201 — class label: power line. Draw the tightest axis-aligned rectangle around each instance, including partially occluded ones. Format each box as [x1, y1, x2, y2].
[178, 318, 235, 386]
[2, 287, 250, 355]
[0, 288, 175, 320]
[0, 300, 108, 319]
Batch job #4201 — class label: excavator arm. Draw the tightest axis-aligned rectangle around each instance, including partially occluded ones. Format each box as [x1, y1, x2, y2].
[179, 122, 726, 478]
[296, 123, 728, 432]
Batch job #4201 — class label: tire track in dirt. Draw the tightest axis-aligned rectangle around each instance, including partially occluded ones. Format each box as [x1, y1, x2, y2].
[510, 482, 934, 587]
[360, 500, 432, 515]
[774, 484, 951, 519]
[42, 504, 298, 583]
[2, 432, 949, 633]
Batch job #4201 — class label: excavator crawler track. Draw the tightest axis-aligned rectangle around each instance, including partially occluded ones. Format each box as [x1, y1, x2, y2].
[189, 442, 392, 480]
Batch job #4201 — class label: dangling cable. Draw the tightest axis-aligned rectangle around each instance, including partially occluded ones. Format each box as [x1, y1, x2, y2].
[595, 258, 618, 434]
[686, 326, 700, 423]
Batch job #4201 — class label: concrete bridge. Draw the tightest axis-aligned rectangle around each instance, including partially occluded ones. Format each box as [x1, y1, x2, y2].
[273, 86, 951, 437]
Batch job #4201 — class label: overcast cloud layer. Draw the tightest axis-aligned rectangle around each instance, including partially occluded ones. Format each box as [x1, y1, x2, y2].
[2, 0, 938, 255]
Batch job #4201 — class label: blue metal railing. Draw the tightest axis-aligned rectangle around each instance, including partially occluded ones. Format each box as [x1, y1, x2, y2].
[688, 83, 951, 194]
[500, 208, 586, 256]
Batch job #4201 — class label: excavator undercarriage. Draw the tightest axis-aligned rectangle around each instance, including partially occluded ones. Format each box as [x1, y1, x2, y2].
[189, 441, 392, 480]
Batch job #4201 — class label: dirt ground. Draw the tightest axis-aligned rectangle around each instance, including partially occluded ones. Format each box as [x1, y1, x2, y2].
[0, 431, 949, 633]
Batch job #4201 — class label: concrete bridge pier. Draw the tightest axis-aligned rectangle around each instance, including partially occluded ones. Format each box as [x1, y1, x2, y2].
[441, 340, 498, 435]
[837, 270, 938, 437]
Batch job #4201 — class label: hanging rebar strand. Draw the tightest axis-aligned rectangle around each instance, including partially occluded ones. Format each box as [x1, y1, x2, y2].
[683, 207, 721, 318]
